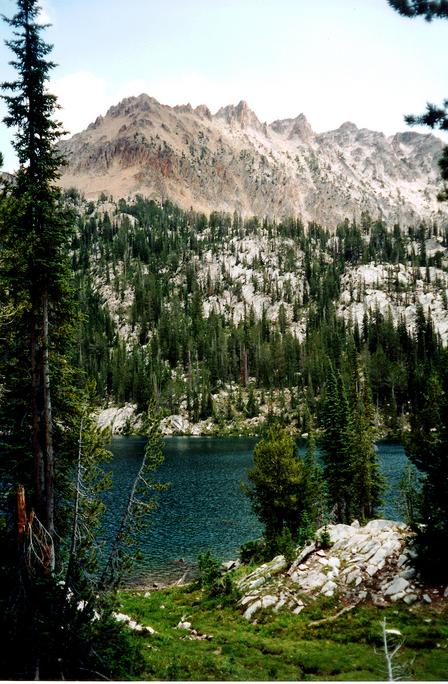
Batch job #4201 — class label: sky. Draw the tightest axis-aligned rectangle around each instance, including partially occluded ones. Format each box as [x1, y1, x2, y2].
[0, 0, 447, 172]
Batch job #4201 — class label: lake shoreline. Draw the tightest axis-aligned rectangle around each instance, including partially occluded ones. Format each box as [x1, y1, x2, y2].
[103, 437, 408, 584]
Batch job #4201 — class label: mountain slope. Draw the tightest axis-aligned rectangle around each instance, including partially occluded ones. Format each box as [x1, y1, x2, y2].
[59, 94, 448, 229]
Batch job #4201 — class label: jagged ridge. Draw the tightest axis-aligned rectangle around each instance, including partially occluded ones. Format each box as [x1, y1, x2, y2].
[59, 93, 448, 230]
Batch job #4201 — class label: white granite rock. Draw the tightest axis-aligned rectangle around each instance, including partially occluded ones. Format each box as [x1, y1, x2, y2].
[261, 595, 278, 609]
[404, 593, 418, 605]
[397, 554, 408, 568]
[294, 570, 327, 590]
[384, 577, 410, 596]
[321, 580, 338, 595]
[243, 600, 261, 620]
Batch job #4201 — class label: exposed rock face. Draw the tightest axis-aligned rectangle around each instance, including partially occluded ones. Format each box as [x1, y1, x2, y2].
[337, 262, 448, 345]
[96, 403, 141, 434]
[235, 519, 438, 620]
[59, 94, 448, 229]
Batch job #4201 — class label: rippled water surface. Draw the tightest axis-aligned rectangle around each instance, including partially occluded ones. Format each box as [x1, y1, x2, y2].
[101, 437, 408, 583]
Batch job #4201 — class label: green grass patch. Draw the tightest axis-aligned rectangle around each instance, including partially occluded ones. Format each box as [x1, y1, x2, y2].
[118, 586, 448, 680]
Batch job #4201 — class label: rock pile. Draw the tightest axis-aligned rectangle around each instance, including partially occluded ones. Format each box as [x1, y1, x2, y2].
[236, 519, 433, 621]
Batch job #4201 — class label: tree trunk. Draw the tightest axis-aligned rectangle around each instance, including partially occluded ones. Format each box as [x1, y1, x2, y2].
[31, 287, 55, 539]
[42, 288, 54, 537]
[31, 306, 44, 518]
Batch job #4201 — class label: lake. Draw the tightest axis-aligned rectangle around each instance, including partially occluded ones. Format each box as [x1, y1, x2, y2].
[101, 437, 408, 584]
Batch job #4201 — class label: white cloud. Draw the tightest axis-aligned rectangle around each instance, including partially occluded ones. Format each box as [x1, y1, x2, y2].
[36, 0, 54, 26]
[50, 71, 110, 137]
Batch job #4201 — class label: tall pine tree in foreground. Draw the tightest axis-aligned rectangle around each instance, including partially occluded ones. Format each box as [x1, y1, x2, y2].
[346, 358, 385, 521]
[1, 0, 69, 540]
[405, 362, 448, 582]
[0, 2, 151, 678]
[321, 358, 384, 523]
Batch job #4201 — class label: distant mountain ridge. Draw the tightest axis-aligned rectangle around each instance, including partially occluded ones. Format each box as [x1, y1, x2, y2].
[59, 94, 448, 229]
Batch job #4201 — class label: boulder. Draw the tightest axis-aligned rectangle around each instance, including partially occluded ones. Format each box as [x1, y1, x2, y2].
[404, 593, 418, 605]
[293, 570, 327, 591]
[243, 600, 261, 620]
[261, 595, 278, 609]
[160, 414, 191, 435]
[384, 577, 410, 597]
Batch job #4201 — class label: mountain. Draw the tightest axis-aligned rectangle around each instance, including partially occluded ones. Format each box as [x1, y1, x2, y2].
[59, 94, 448, 229]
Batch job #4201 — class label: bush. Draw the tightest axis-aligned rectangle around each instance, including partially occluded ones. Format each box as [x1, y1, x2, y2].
[239, 539, 267, 564]
[196, 551, 234, 597]
[269, 526, 296, 563]
[316, 526, 332, 550]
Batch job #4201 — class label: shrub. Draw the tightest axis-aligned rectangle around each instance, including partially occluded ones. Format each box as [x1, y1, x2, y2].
[197, 551, 234, 597]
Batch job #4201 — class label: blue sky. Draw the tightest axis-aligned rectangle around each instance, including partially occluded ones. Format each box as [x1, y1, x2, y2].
[1, 0, 447, 171]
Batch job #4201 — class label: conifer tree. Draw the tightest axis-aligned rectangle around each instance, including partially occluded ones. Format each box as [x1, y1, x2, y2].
[405, 365, 448, 581]
[1, 0, 69, 537]
[346, 359, 385, 521]
[244, 423, 305, 544]
[387, 1, 448, 20]
[320, 364, 352, 522]
[301, 407, 326, 528]
[0, 3, 149, 678]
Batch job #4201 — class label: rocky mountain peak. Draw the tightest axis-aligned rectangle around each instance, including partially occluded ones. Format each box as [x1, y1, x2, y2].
[270, 113, 314, 141]
[106, 93, 160, 119]
[214, 100, 263, 130]
[58, 94, 448, 229]
[339, 121, 358, 132]
[194, 104, 212, 120]
[173, 102, 193, 113]
[289, 113, 314, 140]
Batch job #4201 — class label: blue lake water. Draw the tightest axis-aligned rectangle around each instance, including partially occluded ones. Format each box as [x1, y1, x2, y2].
[101, 437, 408, 584]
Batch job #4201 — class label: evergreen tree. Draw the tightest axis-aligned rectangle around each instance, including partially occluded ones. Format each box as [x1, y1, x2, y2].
[243, 424, 305, 544]
[246, 384, 259, 418]
[1, 0, 70, 538]
[405, 365, 448, 581]
[387, 1, 448, 20]
[301, 407, 327, 529]
[346, 360, 385, 521]
[320, 365, 352, 522]
[0, 3, 148, 678]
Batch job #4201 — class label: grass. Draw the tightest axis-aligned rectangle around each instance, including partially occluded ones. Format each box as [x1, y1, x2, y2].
[118, 583, 448, 680]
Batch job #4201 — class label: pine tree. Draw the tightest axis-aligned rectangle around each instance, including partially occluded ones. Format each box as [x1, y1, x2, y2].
[387, 1, 448, 20]
[243, 423, 305, 544]
[1, 0, 70, 538]
[320, 364, 352, 522]
[405, 365, 448, 581]
[0, 3, 148, 678]
[346, 360, 385, 521]
[301, 407, 327, 529]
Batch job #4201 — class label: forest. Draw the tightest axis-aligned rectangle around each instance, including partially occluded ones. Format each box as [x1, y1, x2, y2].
[72, 192, 447, 439]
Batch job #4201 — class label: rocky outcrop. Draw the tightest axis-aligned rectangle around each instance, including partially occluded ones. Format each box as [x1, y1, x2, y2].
[59, 94, 448, 229]
[236, 519, 439, 621]
[96, 403, 141, 435]
[337, 263, 448, 345]
[159, 414, 191, 436]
